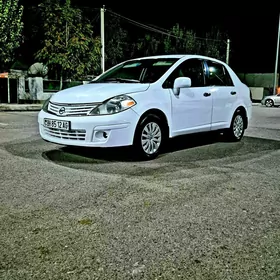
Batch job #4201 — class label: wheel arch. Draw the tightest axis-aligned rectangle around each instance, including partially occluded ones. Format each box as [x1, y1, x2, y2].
[134, 108, 170, 138]
[233, 106, 248, 129]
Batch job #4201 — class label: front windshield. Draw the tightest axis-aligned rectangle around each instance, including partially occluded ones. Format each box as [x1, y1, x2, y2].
[91, 58, 179, 84]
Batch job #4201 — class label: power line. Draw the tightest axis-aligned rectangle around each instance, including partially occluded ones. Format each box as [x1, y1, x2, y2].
[107, 9, 224, 43]
[91, 13, 100, 24]
[107, 10, 181, 39]
[141, 22, 224, 43]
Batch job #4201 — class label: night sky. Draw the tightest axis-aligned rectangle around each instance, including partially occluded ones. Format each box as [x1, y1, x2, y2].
[21, 1, 280, 74]
[72, 2, 280, 73]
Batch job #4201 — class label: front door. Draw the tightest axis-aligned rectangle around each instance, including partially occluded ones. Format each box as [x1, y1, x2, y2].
[162, 58, 213, 136]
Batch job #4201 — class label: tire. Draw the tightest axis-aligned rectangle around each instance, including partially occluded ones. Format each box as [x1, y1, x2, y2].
[225, 110, 246, 142]
[133, 114, 165, 160]
[265, 99, 274, 107]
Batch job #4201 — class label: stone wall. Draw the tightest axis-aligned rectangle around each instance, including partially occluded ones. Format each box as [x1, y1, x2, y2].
[28, 77, 43, 100]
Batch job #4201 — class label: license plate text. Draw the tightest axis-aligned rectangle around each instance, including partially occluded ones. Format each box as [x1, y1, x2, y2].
[44, 119, 70, 131]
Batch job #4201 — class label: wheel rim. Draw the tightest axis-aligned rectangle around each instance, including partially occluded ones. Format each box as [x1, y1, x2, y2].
[141, 122, 162, 155]
[233, 115, 244, 139]
[266, 99, 273, 107]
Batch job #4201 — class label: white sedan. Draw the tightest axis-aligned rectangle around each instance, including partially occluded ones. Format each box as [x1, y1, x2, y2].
[38, 54, 252, 160]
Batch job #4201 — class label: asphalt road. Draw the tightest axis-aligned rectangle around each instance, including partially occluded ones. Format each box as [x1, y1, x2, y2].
[0, 105, 280, 280]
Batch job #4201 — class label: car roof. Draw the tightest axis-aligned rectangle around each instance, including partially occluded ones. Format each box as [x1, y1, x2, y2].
[130, 54, 226, 65]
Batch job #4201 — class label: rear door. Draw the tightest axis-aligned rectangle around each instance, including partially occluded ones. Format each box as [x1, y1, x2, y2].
[204, 60, 237, 130]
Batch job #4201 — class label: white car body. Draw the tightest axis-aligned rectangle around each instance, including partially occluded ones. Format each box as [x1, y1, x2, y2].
[38, 54, 252, 158]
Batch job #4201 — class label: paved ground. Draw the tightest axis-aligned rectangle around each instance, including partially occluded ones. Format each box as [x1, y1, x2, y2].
[245, 105, 280, 141]
[0, 106, 280, 279]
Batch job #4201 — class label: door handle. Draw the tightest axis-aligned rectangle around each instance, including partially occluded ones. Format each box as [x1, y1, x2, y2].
[231, 91, 237, 95]
[203, 92, 211, 97]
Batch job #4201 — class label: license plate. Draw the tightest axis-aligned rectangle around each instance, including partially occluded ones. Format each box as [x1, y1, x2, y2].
[44, 118, 70, 131]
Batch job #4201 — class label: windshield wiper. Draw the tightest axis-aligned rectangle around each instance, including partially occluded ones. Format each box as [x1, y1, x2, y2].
[103, 78, 140, 83]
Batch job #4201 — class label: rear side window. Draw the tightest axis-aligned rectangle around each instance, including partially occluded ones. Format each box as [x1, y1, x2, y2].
[205, 60, 234, 86]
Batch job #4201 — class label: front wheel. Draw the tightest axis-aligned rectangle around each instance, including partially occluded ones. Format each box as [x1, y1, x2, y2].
[133, 115, 164, 160]
[225, 111, 245, 142]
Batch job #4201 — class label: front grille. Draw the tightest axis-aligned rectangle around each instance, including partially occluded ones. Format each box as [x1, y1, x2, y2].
[43, 127, 86, 141]
[48, 102, 100, 116]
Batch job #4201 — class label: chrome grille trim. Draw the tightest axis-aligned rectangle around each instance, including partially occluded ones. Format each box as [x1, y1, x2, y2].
[43, 127, 86, 141]
[48, 102, 101, 116]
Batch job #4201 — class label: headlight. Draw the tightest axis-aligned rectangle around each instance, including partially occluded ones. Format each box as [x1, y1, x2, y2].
[42, 96, 51, 112]
[89, 95, 136, 115]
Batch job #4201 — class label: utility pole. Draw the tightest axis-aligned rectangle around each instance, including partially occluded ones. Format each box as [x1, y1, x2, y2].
[7, 76, 10, 104]
[100, 5, 105, 73]
[226, 39, 230, 65]
[273, 13, 280, 95]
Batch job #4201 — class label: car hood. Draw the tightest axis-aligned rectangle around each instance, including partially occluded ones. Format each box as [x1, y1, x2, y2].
[50, 83, 150, 104]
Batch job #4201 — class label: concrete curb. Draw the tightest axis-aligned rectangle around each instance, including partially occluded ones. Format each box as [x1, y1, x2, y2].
[0, 104, 42, 111]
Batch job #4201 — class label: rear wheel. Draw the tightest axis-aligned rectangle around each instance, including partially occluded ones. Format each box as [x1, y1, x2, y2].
[133, 114, 165, 160]
[265, 99, 274, 107]
[225, 110, 245, 142]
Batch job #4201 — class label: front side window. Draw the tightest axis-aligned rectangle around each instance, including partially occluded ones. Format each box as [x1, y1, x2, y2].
[163, 58, 205, 88]
[205, 60, 234, 86]
[91, 58, 179, 84]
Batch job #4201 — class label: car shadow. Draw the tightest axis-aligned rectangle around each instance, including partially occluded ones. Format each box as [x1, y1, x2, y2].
[163, 131, 224, 154]
[43, 131, 227, 163]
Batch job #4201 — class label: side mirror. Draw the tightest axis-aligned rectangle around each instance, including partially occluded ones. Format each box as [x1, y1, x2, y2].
[173, 77, 191, 95]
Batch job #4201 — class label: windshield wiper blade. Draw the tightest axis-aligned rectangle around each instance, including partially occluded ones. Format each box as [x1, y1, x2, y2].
[104, 78, 140, 83]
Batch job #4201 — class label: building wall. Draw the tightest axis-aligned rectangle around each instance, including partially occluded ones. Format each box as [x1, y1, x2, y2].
[237, 73, 279, 88]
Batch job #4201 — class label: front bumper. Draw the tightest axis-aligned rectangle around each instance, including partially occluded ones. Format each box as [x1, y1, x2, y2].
[38, 109, 139, 147]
